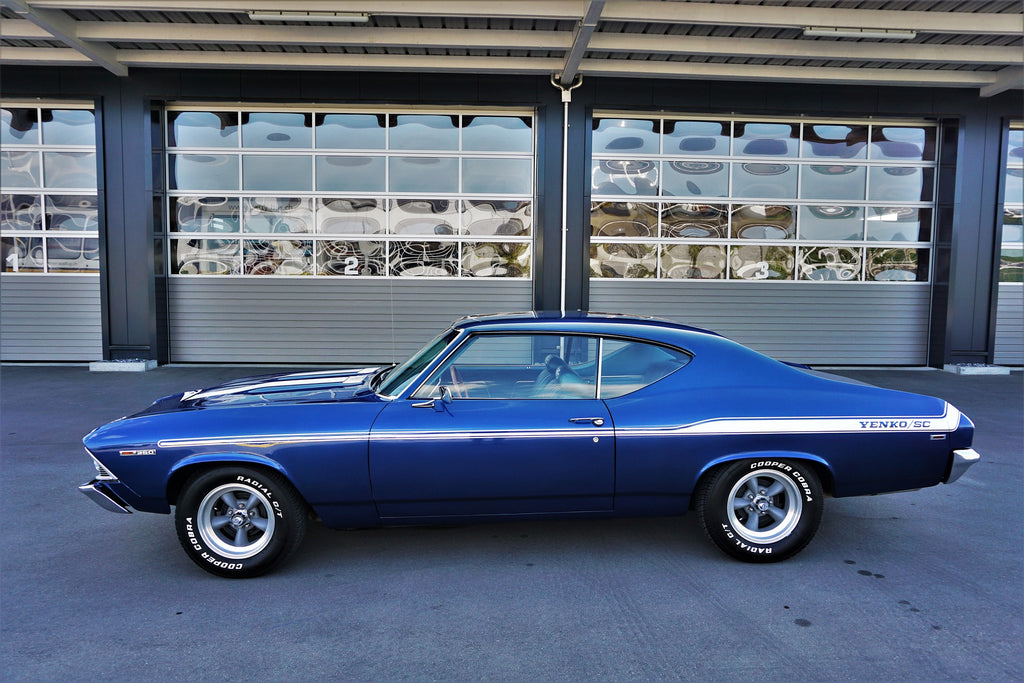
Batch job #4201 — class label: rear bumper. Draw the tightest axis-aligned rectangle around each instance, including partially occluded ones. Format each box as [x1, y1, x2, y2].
[944, 448, 981, 484]
[79, 479, 133, 514]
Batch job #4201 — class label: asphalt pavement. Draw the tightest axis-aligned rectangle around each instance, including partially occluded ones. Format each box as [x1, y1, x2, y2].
[1, 364, 1021, 681]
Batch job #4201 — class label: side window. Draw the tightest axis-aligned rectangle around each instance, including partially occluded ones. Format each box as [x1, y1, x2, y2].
[599, 338, 691, 398]
[413, 333, 598, 400]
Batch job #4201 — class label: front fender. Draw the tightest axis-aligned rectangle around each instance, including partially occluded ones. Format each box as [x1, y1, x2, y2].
[166, 452, 289, 505]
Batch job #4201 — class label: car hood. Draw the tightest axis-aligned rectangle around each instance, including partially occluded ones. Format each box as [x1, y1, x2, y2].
[134, 366, 386, 415]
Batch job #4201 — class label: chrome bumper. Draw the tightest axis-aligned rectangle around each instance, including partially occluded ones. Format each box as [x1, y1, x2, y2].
[944, 448, 981, 484]
[79, 479, 133, 514]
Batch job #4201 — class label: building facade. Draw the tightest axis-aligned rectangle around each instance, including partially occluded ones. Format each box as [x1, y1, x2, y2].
[2, 3, 1021, 367]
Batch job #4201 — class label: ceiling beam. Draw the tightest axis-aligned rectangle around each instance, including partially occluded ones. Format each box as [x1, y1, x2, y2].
[560, 0, 604, 86]
[980, 66, 1023, 97]
[602, 0, 1023, 36]
[0, 0, 127, 75]
[3, 19, 1019, 68]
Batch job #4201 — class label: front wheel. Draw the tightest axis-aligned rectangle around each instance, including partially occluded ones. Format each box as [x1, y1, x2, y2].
[174, 467, 307, 578]
[696, 459, 823, 563]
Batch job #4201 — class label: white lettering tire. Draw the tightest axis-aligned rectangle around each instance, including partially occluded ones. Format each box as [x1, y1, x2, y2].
[696, 459, 823, 563]
[174, 466, 308, 578]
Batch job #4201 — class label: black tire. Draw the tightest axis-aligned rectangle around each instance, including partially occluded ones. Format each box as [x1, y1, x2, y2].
[174, 466, 308, 578]
[696, 458, 823, 563]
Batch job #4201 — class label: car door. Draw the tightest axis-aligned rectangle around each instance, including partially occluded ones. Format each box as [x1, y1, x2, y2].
[368, 333, 614, 518]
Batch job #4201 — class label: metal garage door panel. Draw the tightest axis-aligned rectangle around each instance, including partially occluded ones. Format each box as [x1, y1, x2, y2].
[994, 284, 1023, 366]
[0, 275, 103, 361]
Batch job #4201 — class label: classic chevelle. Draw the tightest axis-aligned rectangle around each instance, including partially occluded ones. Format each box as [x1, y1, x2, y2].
[80, 313, 980, 577]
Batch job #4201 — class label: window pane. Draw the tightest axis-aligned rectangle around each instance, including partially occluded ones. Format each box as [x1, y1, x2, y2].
[591, 160, 658, 196]
[243, 197, 313, 234]
[798, 246, 862, 281]
[731, 204, 795, 240]
[866, 207, 931, 242]
[389, 240, 458, 276]
[590, 243, 657, 278]
[799, 206, 864, 241]
[315, 156, 385, 192]
[462, 116, 532, 152]
[1000, 246, 1023, 282]
[800, 165, 866, 200]
[390, 156, 458, 193]
[46, 236, 99, 272]
[592, 118, 660, 154]
[801, 124, 867, 159]
[591, 201, 657, 238]
[389, 114, 458, 151]
[390, 198, 456, 235]
[1, 108, 39, 145]
[732, 162, 797, 198]
[43, 152, 96, 188]
[1, 236, 44, 272]
[171, 196, 240, 233]
[241, 112, 312, 148]
[315, 113, 386, 150]
[1003, 207, 1023, 245]
[462, 200, 531, 236]
[1, 151, 41, 188]
[1007, 128, 1024, 161]
[600, 339, 691, 398]
[866, 247, 928, 281]
[41, 109, 95, 146]
[868, 166, 934, 202]
[1, 194, 42, 230]
[317, 198, 385, 235]
[661, 243, 726, 279]
[169, 154, 239, 191]
[462, 158, 532, 194]
[242, 155, 311, 191]
[168, 111, 238, 148]
[730, 245, 795, 280]
[243, 239, 313, 275]
[662, 203, 728, 238]
[1003, 168, 1023, 205]
[45, 194, 98, 231]
[172, 237, 240, 274]
[664, 120, 729, 156]
[662, 161, 728, 198]
[463, 242, 530, 278]
[870, 126, 935, 161]
[735, 122, 799, 157]
[317, 240, 386, 276]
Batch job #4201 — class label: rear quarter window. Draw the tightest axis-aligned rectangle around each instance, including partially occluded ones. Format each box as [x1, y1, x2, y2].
[600, 338, 691, 398]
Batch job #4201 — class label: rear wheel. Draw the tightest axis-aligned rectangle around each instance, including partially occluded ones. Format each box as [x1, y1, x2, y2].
[174, 466, 307, 578]
[696, 459, 823, 562]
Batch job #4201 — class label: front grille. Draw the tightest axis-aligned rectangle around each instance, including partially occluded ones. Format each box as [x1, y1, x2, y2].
[88, 452, 117, 480]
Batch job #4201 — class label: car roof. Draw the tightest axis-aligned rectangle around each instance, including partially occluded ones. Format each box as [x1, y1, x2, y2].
[452, 311, 722, 338]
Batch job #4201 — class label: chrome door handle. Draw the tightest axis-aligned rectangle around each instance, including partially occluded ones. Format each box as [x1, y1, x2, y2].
[569, 417, 605, 426]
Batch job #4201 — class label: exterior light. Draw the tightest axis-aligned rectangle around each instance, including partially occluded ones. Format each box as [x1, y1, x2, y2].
[803, 27, 917, 40]
[247, 11, 370, 23]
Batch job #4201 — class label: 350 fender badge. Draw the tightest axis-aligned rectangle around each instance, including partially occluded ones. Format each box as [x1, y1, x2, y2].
[120, 449, 157, 456]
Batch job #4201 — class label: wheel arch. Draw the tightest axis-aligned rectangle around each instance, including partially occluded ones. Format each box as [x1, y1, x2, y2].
[166, 453, 294, 507]
[690, 451, 836, 508]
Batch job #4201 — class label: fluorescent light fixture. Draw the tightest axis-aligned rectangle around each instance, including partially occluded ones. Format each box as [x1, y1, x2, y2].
[803, 26, 917, 40]
[247, 11, 370, 23]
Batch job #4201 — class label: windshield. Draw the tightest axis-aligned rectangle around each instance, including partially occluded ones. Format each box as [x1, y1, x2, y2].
[376, 329, 459, 397]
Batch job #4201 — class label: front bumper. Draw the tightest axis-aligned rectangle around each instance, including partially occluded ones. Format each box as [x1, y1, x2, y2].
[79, 479, 133, 514]
[944, 448, 981, 484]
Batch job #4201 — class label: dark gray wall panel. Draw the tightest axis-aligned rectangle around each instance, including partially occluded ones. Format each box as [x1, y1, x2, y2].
[168, 279, 532, 364]
[590, 281, 930, 365]
[994, 284, 1023, 366]
[0, 276, 103, 361]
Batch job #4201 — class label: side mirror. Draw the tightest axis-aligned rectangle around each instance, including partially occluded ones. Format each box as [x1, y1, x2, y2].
[439, 385, 453, 404]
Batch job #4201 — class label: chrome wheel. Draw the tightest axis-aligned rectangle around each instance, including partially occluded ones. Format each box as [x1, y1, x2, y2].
[196, 483, 276, 560]
[726, 469, 803, 544]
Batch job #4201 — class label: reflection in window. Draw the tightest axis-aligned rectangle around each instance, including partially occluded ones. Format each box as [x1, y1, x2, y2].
[730, 245, 795, 280]
[462, 200, 531, 236]
[390, 199, 456, 235]
[591, 159, 659, 196]
[244, 197, 312, 234]
[390, 240, 459, 277]
[173, 196, 240, 233]
[242, 155, 311, 191]
[868, 166, 933, 202]
[390, 156, 458, 193]
[731, 205, 795, 240]
[168, 111, 238, 148]
[661, 243, 726, 279]
[241, 112, 312, 148]
[2, 151, 41, 188]
[1, 236, 44, 272]
[243, 239, 313, 275]
[663, 161, 728, 198]
[42, 152, 97, 188]
[463, 242, 531, 277]
[661, 203, 727, 238]
[316, 155, 385, 192]
[867, 247, 927, 281]
[870, 126, 935, 161]
[1, 194, 42, 230]
[664, 120, 729, 156]
[315, 113, 385, 149]
[172, 238, 240, 275]
[600, 338, 691, 398]
[801, 125, 867, 159]
[592, 118, 660, 155]
[733, 162, 797, 199]
[800, 165, 866, 201]
[799, 206, 864, 241]
[866, 207, 931, 242]
[44, 194, 98, 231]
[169, 154, 240, 191]
[590, 243, 657, 278]
[45, 236, 99, 272]
[317, 198, 384, 235]
[735, 122, 800, 157]
[1, 108, 39, 145]
[1000, 125, 1023, 282]
[41, 109, 96, 146]
[798, 246, 862, 281]
[591, 202, 657, 238]
[389, 114, 459, 151]
[317, 240, 386, 276]
[463, 116, 532, 152]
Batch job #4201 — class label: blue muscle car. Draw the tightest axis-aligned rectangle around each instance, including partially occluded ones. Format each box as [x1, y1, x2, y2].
[80, 312, 980, 577]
